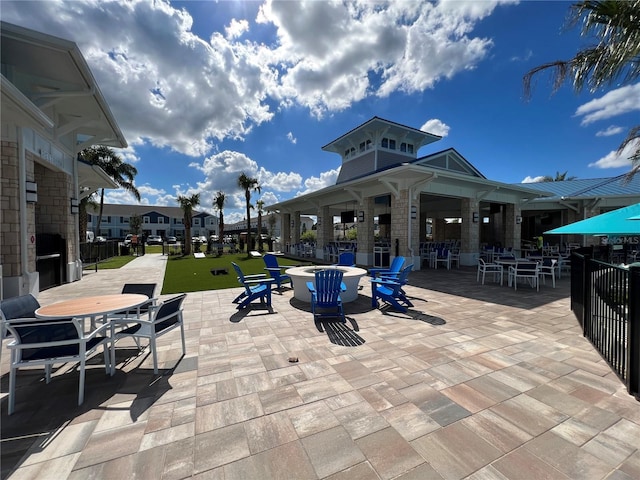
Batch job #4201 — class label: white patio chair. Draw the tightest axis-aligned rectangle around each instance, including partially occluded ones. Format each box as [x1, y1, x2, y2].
[508, 262, 540, 291]
[434, 248, 451, 270]
[477, 258, 503, 285]
[3, 317, 112, 415]
[539, 258, 558, 288]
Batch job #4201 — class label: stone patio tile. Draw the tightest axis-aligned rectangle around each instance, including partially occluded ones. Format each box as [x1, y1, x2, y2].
[287, 401, 341, 438]
[491, 446, 570, 480]
[268, 364, 308, 387]
[392, 462, 444, 480]
[461, 409, 532, 454]
[356, 427, 425, 480]
[490, 394, 568, 436]
[234, 371, 275, 395]
[381, 402, 440, 441]
[440, 383, 496, 413]
[244, 411, 299, 454]
[9, 454, 80, 480]
[295, 376, 342, 403]
[195, 393, 264, 434]
[139, 421, 195, 451]
[619, 450, 640, 479]
[523, 431, 612, 479]
[324, 390, 365, 410]
[258, 384, 305, 414]
[325, 461, 379, 480]
[358, 382, 406, 411]
[526, 384, 592, 416]
[410, 422, 502, 479]
[602, 418, 640, 450]
[582, 430, 637, 468]
[334, 401, 390, 440]
[223, 440, 317, 480]
[162, 437, 195, 480]
[19, 420, 97, 466]
[74, 421, 147, 470]
[193, 423, 251, 473]
[302, 425, 366, 478]
[298, 359, 338, 378]
[550, 418, 599, 446]
[571, 405, 621, 430]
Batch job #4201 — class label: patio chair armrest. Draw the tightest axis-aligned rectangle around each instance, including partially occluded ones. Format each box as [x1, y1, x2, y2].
[244, 277, 272, 285]
[264, 268, 286, 274]
[371, 278, 400, 286]
[243, 273, 268, 280]
[341, 282, 347, 292]
[306, 281, 316, 293]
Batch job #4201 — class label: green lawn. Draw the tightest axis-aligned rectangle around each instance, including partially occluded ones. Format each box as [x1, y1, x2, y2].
[162, 254, 302, 294]
[83, 255, 137, 270]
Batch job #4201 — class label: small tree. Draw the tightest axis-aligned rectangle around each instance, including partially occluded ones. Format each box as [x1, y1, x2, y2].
[177, 193, 200, 255]
[237, 173, 260, 256]
[256, 200, 265, 251]
[130, 214, 142, 235]
[213, 191, 226, 255]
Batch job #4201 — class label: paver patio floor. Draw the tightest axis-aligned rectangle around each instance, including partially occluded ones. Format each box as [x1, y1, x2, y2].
[1, 254, 639, 479]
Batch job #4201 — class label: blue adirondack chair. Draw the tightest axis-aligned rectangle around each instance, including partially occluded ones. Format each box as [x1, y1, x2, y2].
[263, 254, 292, 292]
[306, 269, 347, 322]
[368, 256, 405, 279]
[371, 264, 414, 312]
[231, 263, 274, 310]
[336, 251, 356, 267]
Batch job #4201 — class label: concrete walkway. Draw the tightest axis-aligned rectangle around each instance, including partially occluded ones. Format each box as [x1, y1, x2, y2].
[1, 255, 639, 479]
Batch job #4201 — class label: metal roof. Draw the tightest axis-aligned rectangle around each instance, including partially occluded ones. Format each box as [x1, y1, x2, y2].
[514, 175, 640, 202]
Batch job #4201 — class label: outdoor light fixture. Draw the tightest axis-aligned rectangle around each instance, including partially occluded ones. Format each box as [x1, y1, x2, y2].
[472, 212, 479, 223]
[317, 216, 322, 226]
[25, 181, 37, 203]
[357, 211, 365, 222]
[410, 206, 417, 220]
[71, 198, 79, 214]
[516, 215, 522, 224]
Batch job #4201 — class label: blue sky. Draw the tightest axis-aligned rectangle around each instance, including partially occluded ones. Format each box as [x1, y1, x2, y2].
[3, 1, 639, 223]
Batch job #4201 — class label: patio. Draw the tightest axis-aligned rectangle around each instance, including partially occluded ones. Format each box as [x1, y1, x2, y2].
[1, 254, 639, 479]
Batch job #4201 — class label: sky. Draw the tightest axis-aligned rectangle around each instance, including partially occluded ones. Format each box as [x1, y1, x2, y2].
[3, 0, 639, 224]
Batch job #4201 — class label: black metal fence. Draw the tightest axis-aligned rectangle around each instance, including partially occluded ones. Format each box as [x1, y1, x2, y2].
[80, 240, 121, 268]
[571, 249, 639, 399]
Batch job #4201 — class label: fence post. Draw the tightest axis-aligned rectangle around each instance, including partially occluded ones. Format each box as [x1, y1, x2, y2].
[628, 265, 640, 399]
[582, 253, 592, 337]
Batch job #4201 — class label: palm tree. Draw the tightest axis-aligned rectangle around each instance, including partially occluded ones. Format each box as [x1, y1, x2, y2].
[177, 193, 200, 256]
[237, 173, 260, 256]
[523, 0, 640, 180]
[213, 191, 226, 255]
[536, 171, 577, 182]
[256, 199, 265, 251]
[80, 146, 141, 236]
[79, 194, 99, 243]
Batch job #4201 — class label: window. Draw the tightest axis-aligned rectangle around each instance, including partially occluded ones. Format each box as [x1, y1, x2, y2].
[366, 139, 372, 150]
[194, 218, 200, 226]
[382, 138, 389, 148]
[359, 142, 365, 153]
[407, 144, 414, 154]
[158, 217, 164, 224]
[143, 216, 150, 224]
[350, 147, 355, 156]
[344, 149, 350, 157]
[121, 216, 129, 224]
[389, 139, 396, 150]
[401, 143, 407, 152]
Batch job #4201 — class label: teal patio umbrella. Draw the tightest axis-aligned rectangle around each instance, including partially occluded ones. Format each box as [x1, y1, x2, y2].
[545, 203, 640, 236]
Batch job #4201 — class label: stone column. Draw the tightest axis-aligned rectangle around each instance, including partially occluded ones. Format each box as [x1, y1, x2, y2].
[504, 203, 521, 254]
[292, 210, 301, 245]
[460, 197, 480, 266]
[281, 212, 290, 252]
[356, 196, 375, 266]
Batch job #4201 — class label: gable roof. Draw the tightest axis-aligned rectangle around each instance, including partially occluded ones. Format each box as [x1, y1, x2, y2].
[413, 148, 486, 179]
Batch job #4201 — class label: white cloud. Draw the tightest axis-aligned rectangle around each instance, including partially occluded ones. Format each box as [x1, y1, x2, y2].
[588, 141, 639, 169]
[296, 168, 340, 196]
[2, 0, 513, 149]
[226, 19, 249, 39]
[287, 132, 297, 144]
[575, 83, 640, 125]
[510, 49, 532, 62]
[421, 118, 450, 137]
[521, 175, 545, 183]
[595, 126, 624, 137]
